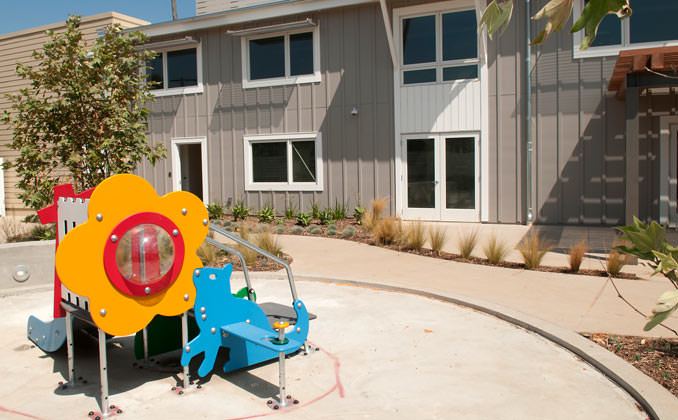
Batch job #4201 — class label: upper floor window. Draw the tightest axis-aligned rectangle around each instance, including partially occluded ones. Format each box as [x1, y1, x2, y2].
[242, 26, 320, 89]
[400, 9, 478, 85]
[147, 44, 203, 96]
[574, 0, 678, 58]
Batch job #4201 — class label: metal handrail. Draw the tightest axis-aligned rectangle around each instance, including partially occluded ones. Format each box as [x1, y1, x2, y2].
[205, 237, 254, 301]
[208, 224, 298, 302]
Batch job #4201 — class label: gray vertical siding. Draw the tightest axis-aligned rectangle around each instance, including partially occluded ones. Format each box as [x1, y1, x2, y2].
[487, 1, 526, 224]
[140, 4, 395, 215]
[141, 0, 676, 226]
[514, 0, 675, 225]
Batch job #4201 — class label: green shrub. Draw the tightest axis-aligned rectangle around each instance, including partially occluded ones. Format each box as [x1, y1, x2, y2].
[258, 205, 275, 223]
[297, 212, 311, 227]
[207, 202, 225, 220]
[341, 226, 356, 238]
[326, 226, 338, 236]
[311, 202, 320, 219]
[274, 226, 285, 234]
[310, 226, 323, 235]
[231, 200, 249, 221]
[29, 224, 56, 241]
[319, 208, 333, 225]
[332, 201, 347, 220]
[291, 226, 304, 234]
[284, 202, 297, 219]
[353, 206, 366, 225]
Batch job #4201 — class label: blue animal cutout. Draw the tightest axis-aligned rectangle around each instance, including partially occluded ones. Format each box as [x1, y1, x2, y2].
[181, 264, 309, 377]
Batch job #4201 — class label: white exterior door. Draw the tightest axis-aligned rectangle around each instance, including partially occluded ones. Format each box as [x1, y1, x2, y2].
[402, 133, 479, 221]
[394, 0, 487, 222]
[171, 137, 209, 205]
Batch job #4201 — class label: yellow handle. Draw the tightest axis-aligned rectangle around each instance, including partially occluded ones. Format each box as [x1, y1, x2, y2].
[273, 321, 290, 329]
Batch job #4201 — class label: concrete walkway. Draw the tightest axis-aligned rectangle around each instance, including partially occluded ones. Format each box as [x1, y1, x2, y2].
[276, 234, 678, 337]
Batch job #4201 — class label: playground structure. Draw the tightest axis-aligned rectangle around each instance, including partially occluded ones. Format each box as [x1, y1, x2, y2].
[27, 174, 312, 418]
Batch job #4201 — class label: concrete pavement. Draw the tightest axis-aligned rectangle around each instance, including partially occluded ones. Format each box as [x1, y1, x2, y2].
[0, 281, 658, 420]
[2, 232, 678, 419]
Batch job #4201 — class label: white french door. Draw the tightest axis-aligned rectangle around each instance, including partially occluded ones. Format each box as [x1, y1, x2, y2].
[402, 133, 479, 221]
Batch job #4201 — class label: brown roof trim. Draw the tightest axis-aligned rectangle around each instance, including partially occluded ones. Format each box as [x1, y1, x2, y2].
[608, 46, 678, 99]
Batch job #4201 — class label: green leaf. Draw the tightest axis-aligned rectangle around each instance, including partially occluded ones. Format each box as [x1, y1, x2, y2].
[531, 0, 574, 46]
[644, 290, 678, 331]
[479, 0, 514, 40]
[570, 0, 631, 49]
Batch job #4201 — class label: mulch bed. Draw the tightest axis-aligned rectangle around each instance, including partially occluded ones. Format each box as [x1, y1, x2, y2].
[211, 216, 635, 279]
[584, 333, 678, 397]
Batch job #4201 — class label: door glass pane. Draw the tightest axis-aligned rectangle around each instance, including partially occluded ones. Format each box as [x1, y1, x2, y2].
[446, 137, 475, 209]
[167, 49, 197, 88]
[630, 0, 678, 44]
[442, 10, 477, 61]
[147, 55, 163, 89]
[292, 141, 316, 182]
[290, 32, 314, 76]
[407, 139, 435, 208]
[250, 36, 285, 80]
[404, 68, 436, 84]
[252, 142, 287, 182]
[402, 15, 436, 65]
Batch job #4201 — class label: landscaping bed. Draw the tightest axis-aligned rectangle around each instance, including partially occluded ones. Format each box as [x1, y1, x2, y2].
[584, 333, 678, 398]
[210, 216, 636, 279]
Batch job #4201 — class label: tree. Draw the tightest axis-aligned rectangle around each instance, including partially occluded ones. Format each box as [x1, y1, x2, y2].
[1, 15, 166, 210]
[480, 0, 632, 49]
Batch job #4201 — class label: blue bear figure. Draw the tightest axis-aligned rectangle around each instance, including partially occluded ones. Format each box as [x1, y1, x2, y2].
[181, 264, 309, 377]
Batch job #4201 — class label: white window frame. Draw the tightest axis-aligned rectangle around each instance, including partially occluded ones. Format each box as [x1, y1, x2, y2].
[573, 0, 678, 59]
[149, 43, 204, 96]
[241, 26, 321, 89]
[399, 2, 479, 87]
[244, 132, 323, 191]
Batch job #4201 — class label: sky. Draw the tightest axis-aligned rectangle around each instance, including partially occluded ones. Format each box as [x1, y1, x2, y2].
[0, 0, 196, 36]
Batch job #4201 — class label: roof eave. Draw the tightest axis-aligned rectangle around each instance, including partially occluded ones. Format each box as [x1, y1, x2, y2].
[128, 0, 375, 38]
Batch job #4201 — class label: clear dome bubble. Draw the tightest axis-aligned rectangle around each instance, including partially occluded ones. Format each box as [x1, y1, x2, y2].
[115, 224, 175, 285]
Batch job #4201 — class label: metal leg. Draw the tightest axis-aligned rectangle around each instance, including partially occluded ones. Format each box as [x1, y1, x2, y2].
[98, 328, 110, 418]
[278, 351, 288, 407]
[65, 311, 75, 384]
[142, 327, 149, 363]
[181, 312, 190, 389]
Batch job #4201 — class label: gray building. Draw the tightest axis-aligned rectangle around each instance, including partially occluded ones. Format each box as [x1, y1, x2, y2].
[133, 0, 678, 226]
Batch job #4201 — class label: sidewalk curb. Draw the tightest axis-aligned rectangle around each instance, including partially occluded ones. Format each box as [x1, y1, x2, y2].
[234, 272, 678, 420]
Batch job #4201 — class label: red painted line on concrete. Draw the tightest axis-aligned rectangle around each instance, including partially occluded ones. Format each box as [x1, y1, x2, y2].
[225, 341, 344, 420]
[0, 405, 49, 420]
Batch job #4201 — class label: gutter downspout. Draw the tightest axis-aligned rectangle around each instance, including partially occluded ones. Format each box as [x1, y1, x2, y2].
[379, 0, 399, 69]
[526, 0, 534, 223]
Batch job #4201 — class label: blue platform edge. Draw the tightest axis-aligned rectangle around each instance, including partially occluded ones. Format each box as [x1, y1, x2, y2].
[181, 264, 310, 377]
[27, 315, 67, 352]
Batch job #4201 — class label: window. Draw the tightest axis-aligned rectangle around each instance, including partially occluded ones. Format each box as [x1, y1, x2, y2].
[244, 133, 323, 191]
[147, 45, 203, 96]
[401, 9, 478, 85]
[242, 27, 320, 88]
[574, 0, 678, 58]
